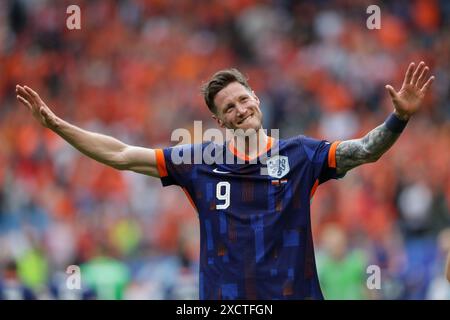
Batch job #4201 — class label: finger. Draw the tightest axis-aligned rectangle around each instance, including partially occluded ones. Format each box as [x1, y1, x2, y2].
[403, 62, 415, 86]
[24, 86, 43, 103]
[411, 61, 425, 85]
[385, 85, 398, 100]
[420, 76, 435, 93]
[17, 95, 33, 111]
[16, 85, 34, 102]
[416, 66, 429, 87]
[17, 87, 38, 110]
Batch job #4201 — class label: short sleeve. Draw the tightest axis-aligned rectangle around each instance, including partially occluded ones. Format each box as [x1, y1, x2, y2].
[300, 136, 345, 184]
[155, 144, 198, 187]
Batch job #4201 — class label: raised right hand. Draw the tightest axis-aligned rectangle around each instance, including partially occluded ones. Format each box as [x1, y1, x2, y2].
[16, 85, 59, 129]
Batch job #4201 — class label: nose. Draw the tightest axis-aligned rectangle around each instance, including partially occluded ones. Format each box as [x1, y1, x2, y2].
[235, 102, 247, 116]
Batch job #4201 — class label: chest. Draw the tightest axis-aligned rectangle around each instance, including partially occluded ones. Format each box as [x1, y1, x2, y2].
[191, 157, 312, 214]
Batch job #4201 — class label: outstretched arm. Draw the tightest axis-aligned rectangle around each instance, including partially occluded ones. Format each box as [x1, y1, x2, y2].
[16, 85, 160, 177]
[335, 61, 434, 175]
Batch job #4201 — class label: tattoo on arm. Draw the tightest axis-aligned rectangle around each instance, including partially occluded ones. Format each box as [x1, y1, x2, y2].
[335, 123, 401, 175]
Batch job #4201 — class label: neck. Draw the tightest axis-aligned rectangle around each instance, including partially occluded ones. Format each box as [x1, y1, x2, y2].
[230, 129, 270, 159]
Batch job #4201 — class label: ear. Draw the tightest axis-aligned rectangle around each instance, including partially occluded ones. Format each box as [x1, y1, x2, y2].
[212, 114, 225, 128]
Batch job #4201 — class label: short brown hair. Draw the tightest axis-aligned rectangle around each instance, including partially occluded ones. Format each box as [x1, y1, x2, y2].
[201, 68, 252, 113]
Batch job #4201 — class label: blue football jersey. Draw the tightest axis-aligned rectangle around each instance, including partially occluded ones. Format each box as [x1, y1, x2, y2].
[156, 135, 342, 300]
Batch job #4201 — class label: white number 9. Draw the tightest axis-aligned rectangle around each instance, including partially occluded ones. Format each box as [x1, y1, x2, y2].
[216, 181, 230, 210]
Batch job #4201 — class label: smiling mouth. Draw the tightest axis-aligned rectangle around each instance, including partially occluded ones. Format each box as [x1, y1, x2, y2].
[238, 114, 252, 125]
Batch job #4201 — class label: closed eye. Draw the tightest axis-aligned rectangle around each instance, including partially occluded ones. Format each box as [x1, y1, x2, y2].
[224, 104, 235, 113]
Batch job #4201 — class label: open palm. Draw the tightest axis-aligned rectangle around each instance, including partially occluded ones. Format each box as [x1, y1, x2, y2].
[385, 61, 434, 120]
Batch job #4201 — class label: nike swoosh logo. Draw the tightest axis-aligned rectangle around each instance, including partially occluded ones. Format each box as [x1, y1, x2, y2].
[213, 168, 231, 174]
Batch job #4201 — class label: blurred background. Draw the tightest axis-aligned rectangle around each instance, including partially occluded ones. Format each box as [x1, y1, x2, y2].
[0, 0, 449, 300]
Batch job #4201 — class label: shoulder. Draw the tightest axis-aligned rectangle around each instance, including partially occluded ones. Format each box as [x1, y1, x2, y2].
[165, 141, 216, 154]
[289, 135, 331, 161]
[165, 141, 224, 165]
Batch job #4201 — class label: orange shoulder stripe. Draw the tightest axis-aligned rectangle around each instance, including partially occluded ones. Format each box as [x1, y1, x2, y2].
[155, 149, 168, 177]
[310, 179, 319, 199]
[328, 141, 341, 169]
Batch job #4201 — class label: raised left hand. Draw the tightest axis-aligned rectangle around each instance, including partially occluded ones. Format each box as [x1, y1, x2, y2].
[385, 61, 434, 120]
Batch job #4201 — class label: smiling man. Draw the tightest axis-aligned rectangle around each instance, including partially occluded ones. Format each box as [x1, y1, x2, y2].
[16, 62, 433, 299]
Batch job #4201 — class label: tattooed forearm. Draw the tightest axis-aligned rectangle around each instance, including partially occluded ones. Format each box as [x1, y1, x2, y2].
[335, 123, 401, 175]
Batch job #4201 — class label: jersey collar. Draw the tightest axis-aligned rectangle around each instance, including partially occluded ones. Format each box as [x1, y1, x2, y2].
[228, 136, 275, 162]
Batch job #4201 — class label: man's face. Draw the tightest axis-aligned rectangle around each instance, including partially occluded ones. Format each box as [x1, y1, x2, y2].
[212, 82, 263, 132]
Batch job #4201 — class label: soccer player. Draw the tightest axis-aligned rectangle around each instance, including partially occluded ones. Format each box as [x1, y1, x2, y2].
[16, 61, 434, 299]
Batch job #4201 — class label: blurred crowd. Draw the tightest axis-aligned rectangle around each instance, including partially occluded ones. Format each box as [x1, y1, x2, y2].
[0, 0, 449, 299]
